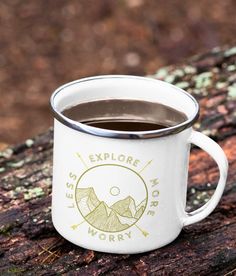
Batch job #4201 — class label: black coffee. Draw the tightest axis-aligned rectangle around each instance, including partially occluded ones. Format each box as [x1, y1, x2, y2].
[84, 120, 167, 131]
[62, 99, 187, 131]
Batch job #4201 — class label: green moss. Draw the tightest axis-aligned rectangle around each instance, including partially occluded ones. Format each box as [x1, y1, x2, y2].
[7, 160, 24, 168]
[228, 85, 236, 99]
[8, 186, 27, 199]
[164, 75, 175, 83]
[0, 148, 13, 158]
[216, 82, 227, 89]
[0, 224, 12, 236]
[172, 69, 185, 77]
[224, 47, 236, 57]
[192, 88, 208, 96]
[25, 139, 34, 147]
[183, 65, 196, 74]
[43, 178, 52, 187]
[8, 267, 26, 274]
[227, 64, 236, 72]
[175, 81, 189, 89]
[24, 187, 45, 201]
[194, 72, 213, 89]
[202, 129, 212, 136]
[0, 167, 5, 173]
[154, 67, 169, 78]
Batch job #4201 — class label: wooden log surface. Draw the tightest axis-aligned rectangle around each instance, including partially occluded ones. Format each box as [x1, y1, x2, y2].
[0, 46, 236, 275]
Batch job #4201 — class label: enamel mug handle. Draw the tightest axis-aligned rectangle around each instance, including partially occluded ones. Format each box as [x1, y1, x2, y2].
[183, 131, 228, 226]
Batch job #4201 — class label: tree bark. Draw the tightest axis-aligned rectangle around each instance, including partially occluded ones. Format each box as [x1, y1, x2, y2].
[0, 46, 236, 275]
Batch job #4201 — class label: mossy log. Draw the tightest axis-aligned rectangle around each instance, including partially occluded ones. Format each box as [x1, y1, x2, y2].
[0, 46, 236, 275]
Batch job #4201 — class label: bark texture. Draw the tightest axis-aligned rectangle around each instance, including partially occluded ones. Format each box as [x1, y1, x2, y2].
[0, 46, 236, 275]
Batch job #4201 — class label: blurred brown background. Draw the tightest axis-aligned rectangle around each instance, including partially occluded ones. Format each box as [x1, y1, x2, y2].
[0, 0, 235, 147]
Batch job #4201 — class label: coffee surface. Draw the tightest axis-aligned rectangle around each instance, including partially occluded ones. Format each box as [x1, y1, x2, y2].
[85, 120, 167, 131]
[62, 99, 187, 131]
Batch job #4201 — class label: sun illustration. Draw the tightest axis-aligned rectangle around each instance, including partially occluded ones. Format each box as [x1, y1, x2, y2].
[110, 186, 120, 196]
[75, 164, 148, 233]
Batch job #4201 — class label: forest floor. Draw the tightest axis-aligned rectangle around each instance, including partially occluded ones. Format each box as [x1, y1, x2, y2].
[0, 0, 235, 147]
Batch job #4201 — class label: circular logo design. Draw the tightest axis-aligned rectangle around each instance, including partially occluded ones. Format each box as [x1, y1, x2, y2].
[75, 164, 148, 233]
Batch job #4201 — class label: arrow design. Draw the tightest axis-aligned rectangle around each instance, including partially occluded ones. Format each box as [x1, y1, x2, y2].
[71, 221, 149, 237]
[76, 153, 89, 169]
[135, 224, 149, 237]
[138, 160, 153, 174]
[71, 220, 86, 230]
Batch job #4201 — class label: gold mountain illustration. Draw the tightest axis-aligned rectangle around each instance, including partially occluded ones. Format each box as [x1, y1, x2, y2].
[85, 201, 130, 232]
[75, 187, 100, 216]
[134, 198, 146, 219]
[111, 196, 136, 218]
[76, 187, 146, 232]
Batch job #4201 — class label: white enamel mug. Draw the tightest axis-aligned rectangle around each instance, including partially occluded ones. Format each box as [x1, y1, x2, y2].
[50, 75, 228, 254]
